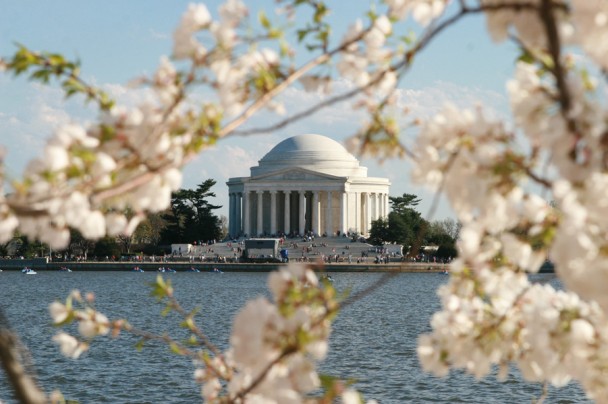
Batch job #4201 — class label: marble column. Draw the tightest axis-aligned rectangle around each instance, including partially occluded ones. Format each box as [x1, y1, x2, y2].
[299, 191, 306, 235]
[270, 191, 277, 235]
[326, 191, 333, 236]
[365, 192, 371, 234]
[236, 193, 242, 236]
[374, 193, 379, 222]
[232, 193, 238, 236]
[257, 191, 264, 236]
[284, 191, 291, 235]
[354, 192, 360, 233]
[340, 192, 347, 235]
[228, 193, 234, 236]
[385, 193, 390, 218]
[312, 191, 320, 236]
[243, 191, 250, 236]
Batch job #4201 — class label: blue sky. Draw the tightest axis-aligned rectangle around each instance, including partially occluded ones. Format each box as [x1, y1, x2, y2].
[0, 1, 517, 221]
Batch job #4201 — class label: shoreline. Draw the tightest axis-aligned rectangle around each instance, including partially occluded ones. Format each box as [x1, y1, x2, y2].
[2, 259, 450, 273]
[0, 259, 556, 273]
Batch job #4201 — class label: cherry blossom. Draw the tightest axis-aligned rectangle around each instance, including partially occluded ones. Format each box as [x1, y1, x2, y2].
[4, 0, 608, 402]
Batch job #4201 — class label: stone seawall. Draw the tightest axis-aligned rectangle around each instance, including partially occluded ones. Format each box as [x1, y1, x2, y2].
[1, 260, 556, 273]
[0, 260, 449, 273]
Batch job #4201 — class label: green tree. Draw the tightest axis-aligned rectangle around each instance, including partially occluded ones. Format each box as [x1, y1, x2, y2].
[425, 219, 459, 260]
[0, 240, 9, 257]
[368, 217, 390, 245]
[383, 194, 426, 252]
[15, 236, 48, 259]
[389, 193, 421, 215]
[93, 237, 121, 260]
[436, 244, 457, 260]
[369, 194, 429, 256]
[116, 233, 134, 255]
[134, 213, 166, 246]
[66, 229, 97, 260]
[161, 179, 223, 244]
[386, 212, 411, 245]
[425, 220, 456, 246]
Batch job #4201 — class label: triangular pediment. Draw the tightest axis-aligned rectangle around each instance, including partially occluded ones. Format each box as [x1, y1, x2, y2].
[248, 167, 345, 183]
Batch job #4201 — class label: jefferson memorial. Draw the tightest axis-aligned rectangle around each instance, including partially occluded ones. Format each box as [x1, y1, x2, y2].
[226, 134, 391, 238]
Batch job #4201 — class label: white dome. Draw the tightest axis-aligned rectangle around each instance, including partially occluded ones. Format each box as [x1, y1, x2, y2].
[250, 134, 367, 177]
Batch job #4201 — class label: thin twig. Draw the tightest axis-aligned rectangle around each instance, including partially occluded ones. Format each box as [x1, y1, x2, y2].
[166, 295, 223, 358]
[538, 0, 572, 123]
[340, 272, 398, 310]
[229, 347, 297, 402]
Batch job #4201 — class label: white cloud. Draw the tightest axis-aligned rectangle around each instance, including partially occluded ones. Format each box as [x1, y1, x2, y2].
[397, 80, 507, 120]
[103, 83, 155, 106]
[149, 28, 169, 40]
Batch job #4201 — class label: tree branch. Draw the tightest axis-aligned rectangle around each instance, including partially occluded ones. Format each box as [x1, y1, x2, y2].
[0, 309, 46, 404]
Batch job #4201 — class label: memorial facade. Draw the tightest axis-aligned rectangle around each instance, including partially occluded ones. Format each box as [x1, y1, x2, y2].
[226, 134, 391, 238]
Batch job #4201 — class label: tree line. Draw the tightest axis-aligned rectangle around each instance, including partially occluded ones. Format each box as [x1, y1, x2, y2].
[368, 193, 459, 260]
[1, 179, 225, 260]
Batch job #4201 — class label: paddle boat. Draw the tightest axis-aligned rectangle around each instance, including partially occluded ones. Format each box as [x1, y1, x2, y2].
[133, 266, 144, 272]
[157, 267, 176, 273]
[187, 267, 200, 272]
[22, 267, 37, 275]
[320, 274, 334, 283]
[212, 267, 223, 274]
[60, 266, 72, 272]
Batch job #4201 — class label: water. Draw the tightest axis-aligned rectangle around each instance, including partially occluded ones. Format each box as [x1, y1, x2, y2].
[0, 271, 589, 403]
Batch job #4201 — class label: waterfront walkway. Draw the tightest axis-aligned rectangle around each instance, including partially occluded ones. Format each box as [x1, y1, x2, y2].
[0, 236, 451, 272]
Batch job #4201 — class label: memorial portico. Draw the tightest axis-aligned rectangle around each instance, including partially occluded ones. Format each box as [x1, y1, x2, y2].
[227, 134, 390, 237]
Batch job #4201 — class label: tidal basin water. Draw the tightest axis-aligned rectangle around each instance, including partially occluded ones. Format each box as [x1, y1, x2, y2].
[0, 271, 590, 403]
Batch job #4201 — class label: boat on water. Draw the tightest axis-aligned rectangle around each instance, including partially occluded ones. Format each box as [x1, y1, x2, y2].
[157, 267, 176, 273]
[212, 267, 223, 274]
[133, 267, 144, 272]
[187, 267, 200, 272]
[320, 274, 334, 283]
[60, 267, 72, 272]
[22, 268, 37, 275]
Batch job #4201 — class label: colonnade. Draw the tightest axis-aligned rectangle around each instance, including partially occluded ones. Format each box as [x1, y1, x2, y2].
[228, 189, 389, 238]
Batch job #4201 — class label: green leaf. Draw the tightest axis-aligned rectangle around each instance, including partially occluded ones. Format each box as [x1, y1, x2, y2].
[169, 342, 183, 355]
[179, 316, 195, 329]
[161, 304, 172, 317]
[99, 124, 116, 142]
[297, 29, 309, 42]
[259, 10, 271, 29]
[149, 275, 168, 301]
[62, 77, 86, 98]
[30, 69, 51, 83]
[313, 2, 328, 24]
[47, 53, 66, 66]
[517, 50, 535, 64]
[98, 92, 115, 110]
[319, 374, 341, 390]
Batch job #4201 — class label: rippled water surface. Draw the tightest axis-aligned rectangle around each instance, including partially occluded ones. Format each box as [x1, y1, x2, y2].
[0, 271, 589, 403]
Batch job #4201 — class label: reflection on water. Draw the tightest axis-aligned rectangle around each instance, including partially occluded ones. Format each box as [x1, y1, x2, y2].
[0, 271, 590, 403]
